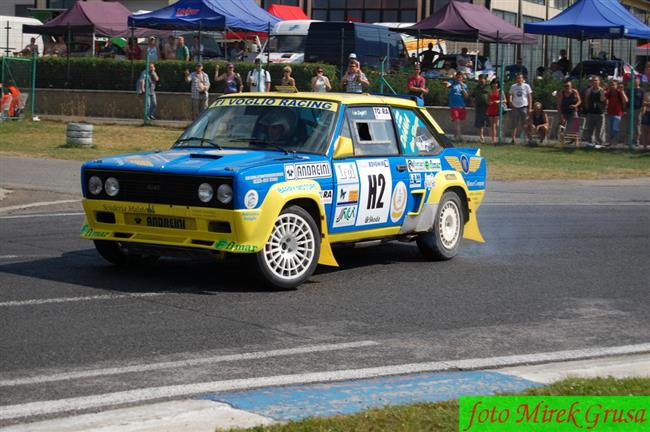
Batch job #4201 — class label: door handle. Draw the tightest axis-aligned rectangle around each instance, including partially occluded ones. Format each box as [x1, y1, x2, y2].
[396, 164, 407, 172]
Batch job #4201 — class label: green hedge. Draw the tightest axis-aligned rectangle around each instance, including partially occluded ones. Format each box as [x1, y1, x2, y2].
[37, 57, 619, 110]
[36, 57, 339, 93]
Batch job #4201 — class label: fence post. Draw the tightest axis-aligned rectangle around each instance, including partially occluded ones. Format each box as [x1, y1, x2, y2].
[143, 54, 150, 125]
[31, 51, 36, 118]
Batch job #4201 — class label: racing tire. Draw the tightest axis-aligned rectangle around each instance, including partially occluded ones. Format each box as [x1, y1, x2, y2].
[67, 123, 93, 132]
[416, 191, 464, 261]
[251, 205, 320, 290]
[93, 240, 158, 267]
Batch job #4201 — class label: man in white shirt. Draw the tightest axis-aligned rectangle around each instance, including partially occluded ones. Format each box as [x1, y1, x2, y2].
[247, 58, 271, 92]
[456, 47, 473, 77]
[508, 73, 533, 144]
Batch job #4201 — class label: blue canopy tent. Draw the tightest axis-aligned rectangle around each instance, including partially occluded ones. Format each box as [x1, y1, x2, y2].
[127, 0, 281, 32]
[524, 0, 650, 149]
[524, 0, 650, 40]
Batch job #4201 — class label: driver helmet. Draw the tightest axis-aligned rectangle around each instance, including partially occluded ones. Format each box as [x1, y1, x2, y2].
[258, 109, 297, 139]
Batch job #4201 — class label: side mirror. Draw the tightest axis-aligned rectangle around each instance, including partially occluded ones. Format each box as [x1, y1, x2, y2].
[333, 136, 353, 159]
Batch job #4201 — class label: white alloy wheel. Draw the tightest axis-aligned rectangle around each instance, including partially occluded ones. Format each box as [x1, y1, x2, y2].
[263, 212, 316, 281]
[437, 199, 461, 249]
[416, 191, 465, 261]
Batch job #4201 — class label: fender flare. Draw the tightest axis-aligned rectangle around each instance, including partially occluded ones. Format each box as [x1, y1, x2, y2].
[234, 180, 338, 267]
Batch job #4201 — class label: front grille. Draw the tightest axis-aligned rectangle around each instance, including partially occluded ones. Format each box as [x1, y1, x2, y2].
[84, 170, 233, 209]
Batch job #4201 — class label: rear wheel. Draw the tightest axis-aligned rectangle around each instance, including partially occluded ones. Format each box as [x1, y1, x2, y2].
[416, 191, 464, 260]
[93, 240, 158, 266]
[251, 205, 320, 290]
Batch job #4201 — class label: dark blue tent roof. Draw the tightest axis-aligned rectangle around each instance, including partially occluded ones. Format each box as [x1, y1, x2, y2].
[524, 0, 650, 39]
[128, 0, 281, 32]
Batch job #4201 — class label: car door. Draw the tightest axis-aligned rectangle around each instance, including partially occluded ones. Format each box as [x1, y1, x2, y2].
[330, 105, 409, 233]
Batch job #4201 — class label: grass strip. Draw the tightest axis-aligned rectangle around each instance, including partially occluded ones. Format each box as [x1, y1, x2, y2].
[227, 377, 650, 432]
[0, 121, 648, 181]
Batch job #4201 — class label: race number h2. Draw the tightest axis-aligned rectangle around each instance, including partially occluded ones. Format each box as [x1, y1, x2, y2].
[367, 174, 386, 209]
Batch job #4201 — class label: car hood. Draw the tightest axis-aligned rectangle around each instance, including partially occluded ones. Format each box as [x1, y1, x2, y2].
[83, 148, 312, 176]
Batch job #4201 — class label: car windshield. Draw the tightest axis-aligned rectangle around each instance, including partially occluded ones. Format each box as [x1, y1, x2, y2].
[269, 35, 307, 53]
[173, 97, 339, 154]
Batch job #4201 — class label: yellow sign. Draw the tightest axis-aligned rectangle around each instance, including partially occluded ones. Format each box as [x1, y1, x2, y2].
[211, 97, 338, 111]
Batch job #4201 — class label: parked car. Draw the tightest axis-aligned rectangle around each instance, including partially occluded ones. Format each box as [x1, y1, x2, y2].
[304, 22, 406, 70]
[424, 54, 495, 81]
[80, 93, 486, 289]
[569, 60, 640, 80]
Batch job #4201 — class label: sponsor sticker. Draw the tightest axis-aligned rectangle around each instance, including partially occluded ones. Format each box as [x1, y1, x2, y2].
[409, 173, 421, 187]
[336, 184, 359, 206]
[245, 172, 282, 184]
[424, 173, 436, 189]
[373, 107, 391, 120]
[334, 162, 359, 184]
[333, 205, 357, 228]
[214, 239, 257, 253]
[276, 183, 318, 194]
[320, 189, 333, 205]
[284, 162, 331, 180]
[244, 189, 259, 209]
[390, 181, 407, 223]
[406, 158, 442, 172]
[211, 97, 338, 111]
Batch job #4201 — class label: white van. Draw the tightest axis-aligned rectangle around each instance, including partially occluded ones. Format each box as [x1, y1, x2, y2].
[256, 20, 317, 64]
[0, 16, 43, 57]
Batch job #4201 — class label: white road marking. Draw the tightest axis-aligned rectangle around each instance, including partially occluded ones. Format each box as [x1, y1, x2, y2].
[0, 200, 80, 214]
[0, 341, 380, 387]
[2, 342, 649, 421]
[0, 212, 84, 220]
[0, 255, 19, 260]
[0, 293, 166, 308]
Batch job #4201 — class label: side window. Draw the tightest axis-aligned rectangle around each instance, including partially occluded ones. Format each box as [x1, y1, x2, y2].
[392, 108, 444, 155]
[346, 106, 399, 156]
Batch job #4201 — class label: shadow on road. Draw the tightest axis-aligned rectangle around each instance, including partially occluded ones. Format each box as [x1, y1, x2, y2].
[0, 242, 430, 293]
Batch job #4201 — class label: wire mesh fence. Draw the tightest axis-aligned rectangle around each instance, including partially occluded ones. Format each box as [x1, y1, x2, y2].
[1, 56, 36, 120]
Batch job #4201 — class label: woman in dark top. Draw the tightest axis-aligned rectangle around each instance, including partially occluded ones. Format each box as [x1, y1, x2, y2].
[556, 80, 581, 127]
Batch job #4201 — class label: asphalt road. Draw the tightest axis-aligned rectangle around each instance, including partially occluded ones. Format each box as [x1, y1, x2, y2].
[1, 155, 649, 425]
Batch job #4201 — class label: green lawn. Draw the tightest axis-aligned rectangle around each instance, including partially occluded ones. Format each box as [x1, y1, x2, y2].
[228, 377, 650, 432]
[0, 120, 648, 180]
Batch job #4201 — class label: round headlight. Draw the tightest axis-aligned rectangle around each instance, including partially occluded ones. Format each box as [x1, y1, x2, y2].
[217, 184, 233, 204]
[198, 182, 214, 203]
[88, 176, 103, 195]
[104, 177, 120, 197]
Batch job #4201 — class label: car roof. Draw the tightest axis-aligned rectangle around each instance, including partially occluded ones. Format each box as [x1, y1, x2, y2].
[217, 92, 419, 108]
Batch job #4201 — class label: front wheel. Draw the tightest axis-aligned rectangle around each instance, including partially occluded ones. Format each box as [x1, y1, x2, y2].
[416, 191, 464, 260]
[251, 205, 320, 290]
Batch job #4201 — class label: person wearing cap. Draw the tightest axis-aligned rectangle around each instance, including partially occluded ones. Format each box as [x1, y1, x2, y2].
[247, 58, 271, 93]
[146, 37, 159, 62]
[184, 62, 211, 120]
[214, 63, 242, 94]
[137, 63, 159, 121]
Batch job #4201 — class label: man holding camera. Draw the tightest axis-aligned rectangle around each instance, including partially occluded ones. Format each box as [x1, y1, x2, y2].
[184, 62, 211, 120]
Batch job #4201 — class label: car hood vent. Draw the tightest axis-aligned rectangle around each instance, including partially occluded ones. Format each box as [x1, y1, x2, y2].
[189, 153, 223, 160]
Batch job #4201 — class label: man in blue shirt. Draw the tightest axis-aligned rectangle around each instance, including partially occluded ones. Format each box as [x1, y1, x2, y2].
[506, 58, 528, 81]
[446, 71, 469, 141]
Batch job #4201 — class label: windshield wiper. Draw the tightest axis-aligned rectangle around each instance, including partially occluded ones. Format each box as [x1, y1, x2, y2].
[175, 137, 222, 149]
[229, 138, 290, 155]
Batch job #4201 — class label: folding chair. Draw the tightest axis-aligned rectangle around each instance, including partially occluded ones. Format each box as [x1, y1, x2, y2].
[559, 116, 585, 147]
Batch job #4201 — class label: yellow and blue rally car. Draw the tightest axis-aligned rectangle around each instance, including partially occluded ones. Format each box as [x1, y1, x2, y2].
[80, 93, 486, 289]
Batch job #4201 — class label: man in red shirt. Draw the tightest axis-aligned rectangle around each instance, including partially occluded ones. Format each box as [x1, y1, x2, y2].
[605, 80, 628, 147]
[407, 64, 428, 102]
